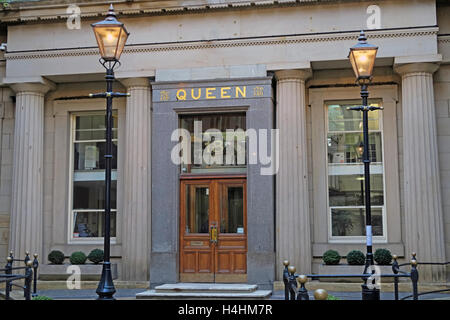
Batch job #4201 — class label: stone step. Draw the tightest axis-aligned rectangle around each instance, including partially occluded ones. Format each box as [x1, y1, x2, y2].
[136, 289, 272, 300]
[154, 283, 259, 293]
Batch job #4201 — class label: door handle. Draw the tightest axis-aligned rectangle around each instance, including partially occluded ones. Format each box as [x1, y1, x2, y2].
[210, 225, 218, 244]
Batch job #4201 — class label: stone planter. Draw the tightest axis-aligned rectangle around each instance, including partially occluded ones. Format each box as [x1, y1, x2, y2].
[39, 263, 118, 281]
[317, 264, 394, 283]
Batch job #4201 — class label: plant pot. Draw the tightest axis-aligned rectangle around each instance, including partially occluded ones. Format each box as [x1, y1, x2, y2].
[39, 263, 118, 281]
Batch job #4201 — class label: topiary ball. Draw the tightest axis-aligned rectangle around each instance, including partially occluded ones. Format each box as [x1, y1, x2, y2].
[87, 249, 104, 264]
[323, 250, 341, 265]
[346, 250, 365, 265]
[69, 251, 87, 265]
[374, 248, 392, 265]
[48, 250, 65, 264]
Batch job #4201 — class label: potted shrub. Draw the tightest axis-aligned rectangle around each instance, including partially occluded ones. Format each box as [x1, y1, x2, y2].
[323, 250, 341, 265]
[374, 248, 392, 265]
[346, 250, 365, 265]
[87, 249, 104, 264]
[47, 250, 65, 265]
[70, 251, 87, 265]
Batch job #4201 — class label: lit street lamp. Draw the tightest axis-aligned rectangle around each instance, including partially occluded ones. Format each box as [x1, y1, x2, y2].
[90, 4, 130, 300]
[347, 30, 382, 301]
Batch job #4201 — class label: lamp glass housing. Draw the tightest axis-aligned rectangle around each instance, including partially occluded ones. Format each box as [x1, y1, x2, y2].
[92, 7, 129, 61]
[348, 31, 378, 81]
[349, 48, 377, 79]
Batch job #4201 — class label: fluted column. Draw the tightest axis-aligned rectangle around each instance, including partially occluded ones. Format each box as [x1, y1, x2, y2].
[9, 82, 52, 261]
[395, 63, 446, 282]
[275, 69, 312, 278]
[120, 78, 152, 281]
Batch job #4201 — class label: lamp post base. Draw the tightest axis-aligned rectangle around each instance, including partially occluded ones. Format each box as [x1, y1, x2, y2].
[96, 262, 116, 300]
[361, 284, 380, 300]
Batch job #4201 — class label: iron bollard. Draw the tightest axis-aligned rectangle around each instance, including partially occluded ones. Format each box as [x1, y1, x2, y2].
[32, 253, 39, 297]
[410, 252, 419, 300]
[282, 260, 290, 300]
[5, 254, 13, 299]
[24, 251, 30, 265]
[24, 260, 33, 300]
[314, 289, 328, 300]
[288, 266, 297, 300]
[296, 275, 309, 300]
[392, 254, 399, 300]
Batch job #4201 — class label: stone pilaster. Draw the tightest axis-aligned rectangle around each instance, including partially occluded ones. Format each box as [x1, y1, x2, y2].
[9, 82, 53, 261]
[275, 69, 312, 278]
[119, 78, 152, 281]
[395, 63, 447, 281]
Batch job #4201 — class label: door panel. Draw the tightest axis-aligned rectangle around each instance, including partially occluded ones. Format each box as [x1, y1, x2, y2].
[180, 178, 247, 283]
[180, 181, 214, 282]
[215, 180, 247, 281]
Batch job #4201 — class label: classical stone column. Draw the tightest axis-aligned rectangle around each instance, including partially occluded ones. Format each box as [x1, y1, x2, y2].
[9, 82, 52, 261]
[275, 69, 312, 278]
[395, 63, 447, 282]
[120, 78, 152, 281]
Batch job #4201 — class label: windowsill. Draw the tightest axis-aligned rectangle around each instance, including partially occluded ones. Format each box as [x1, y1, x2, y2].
[68, 238, 117, 245]
[327, 238, 387, 244]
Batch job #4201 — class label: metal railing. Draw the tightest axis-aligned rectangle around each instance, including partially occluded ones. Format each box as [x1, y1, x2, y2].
[283, 253, 449, 301]
[0, 251, 39, 300]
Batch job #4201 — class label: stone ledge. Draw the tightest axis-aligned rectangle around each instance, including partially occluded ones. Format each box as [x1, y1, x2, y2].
[38, 263, 118, 281]
[317, 264, 395, 283]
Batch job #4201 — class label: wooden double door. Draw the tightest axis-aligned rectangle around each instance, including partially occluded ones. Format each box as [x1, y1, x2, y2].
[180, 178, 247, 283]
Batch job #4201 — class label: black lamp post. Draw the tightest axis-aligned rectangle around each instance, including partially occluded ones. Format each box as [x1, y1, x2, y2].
[90, 4, 129, 300]
[347, 30, 382, 301]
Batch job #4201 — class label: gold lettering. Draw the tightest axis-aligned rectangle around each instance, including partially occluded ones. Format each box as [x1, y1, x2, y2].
[221, 87, 231, 99]
[235, 86, 246, 98]
[176, 89, 187, 100]
[191, 88, 201, 100]
[253, 86, 264, 97]
[160, 90, 169, 101]
[206, 88, 216, 99]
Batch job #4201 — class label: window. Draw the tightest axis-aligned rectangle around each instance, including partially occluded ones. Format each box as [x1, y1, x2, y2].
[326, 101, 385, 241]
[70, 113, 118, 242]
[179, 113, 246, 174]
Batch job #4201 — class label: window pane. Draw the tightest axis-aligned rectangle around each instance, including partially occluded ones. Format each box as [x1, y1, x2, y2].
[328, 104, 380, 132]
[75, 114, 118, 140]
[220, 186, 244, 234]
[185, 185, 209, 234]
[72, 211, 116, 238]
[73, 179, 117, 210]
[74, 141, 118, 170]
[328, 174, 384, 206]
[331, 208, 383, 237]
[327, 132, 382, 164]
[180, 113, 246, 174]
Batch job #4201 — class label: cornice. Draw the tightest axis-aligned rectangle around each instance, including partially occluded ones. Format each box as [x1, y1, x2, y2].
[438, 35, 450, 44]
[0, 0, 373, 24]
[4, 26, 439, 61]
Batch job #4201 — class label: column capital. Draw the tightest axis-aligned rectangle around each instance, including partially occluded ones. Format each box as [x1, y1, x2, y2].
[8, 78, 56, 95]
[119, 77, 151, 89]
[394, 62, 439, 76]
[275, 69, 312, 82]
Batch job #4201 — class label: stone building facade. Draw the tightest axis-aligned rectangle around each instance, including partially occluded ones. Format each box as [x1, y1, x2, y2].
[0, 0, 449, 288]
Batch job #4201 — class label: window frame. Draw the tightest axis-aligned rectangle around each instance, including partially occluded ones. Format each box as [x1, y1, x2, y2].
[325, 99, 387, 244]
[68, 111, 118, 244]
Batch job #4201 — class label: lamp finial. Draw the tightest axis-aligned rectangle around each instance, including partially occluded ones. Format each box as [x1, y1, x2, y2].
[358, 30, 367, 43]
